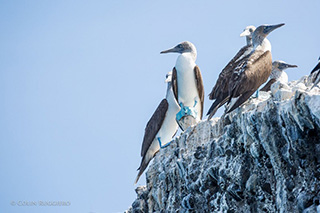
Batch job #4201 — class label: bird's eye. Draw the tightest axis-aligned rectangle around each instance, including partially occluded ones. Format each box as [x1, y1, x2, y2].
[249, 29, 253, 32]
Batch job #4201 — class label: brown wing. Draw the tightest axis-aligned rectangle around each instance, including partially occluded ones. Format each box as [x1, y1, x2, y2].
[230, 50, 272, 97]
[209, 45, 251, 100]
[172, 68, 179, 104]
[194, 66, 204, 119]
[227, 50, 272, 113]
[140, 99, 168, 157]
[260, 79, 277, 92]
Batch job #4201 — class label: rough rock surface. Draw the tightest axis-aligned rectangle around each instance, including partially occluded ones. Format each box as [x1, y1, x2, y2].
[127, 76, 320, 213]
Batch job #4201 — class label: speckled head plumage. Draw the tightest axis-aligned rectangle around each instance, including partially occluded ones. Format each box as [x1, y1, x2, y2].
[160, 41, 197, 60]
[272, 60, 298, 71]
[252, 23, 285, 47]
[270, 60, 297, 80]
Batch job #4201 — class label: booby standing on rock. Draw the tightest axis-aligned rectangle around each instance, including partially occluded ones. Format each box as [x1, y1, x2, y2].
[310, 57, 320, 89]
[161, 41, 204, 131]
[260, 60, 297, 92]
[226, 23, 285, 113]
[207, 25, 256, 119]
[135, 72, 180, 184]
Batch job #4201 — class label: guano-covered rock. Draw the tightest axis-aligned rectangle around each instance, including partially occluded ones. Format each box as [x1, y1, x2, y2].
[127, 75, 320, 213]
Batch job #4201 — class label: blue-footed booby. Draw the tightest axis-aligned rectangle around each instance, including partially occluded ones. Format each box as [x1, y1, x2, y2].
[226, 23, 285, 113]
[161, 41, 204, 131]
[310, 57, 320, 89]
[135, 72, 180, 184]
[207, 25, 256, 119]
[260, 60, 297, 92]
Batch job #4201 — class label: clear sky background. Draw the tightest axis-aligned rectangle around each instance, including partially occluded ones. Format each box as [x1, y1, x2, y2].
[0, 1, 319, 213]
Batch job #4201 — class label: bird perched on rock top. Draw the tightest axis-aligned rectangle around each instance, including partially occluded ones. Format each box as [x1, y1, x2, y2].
[225, 23, 285, 113]
[310, 56, 320, 89]
[135, 72, 180, 184]
[240, 25, 256, 45]
[260, 60, 297, 92]
[207, 25, 256, 120]
[161, 41, 204, 131]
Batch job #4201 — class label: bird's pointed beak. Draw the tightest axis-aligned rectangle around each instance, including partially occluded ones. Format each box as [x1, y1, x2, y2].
[286, 64, 298, 68]
[279, 62, 298, 70]
[160, 46, 180, 54]
[264, 23, 285, 35]
[240, 30, 250, 37]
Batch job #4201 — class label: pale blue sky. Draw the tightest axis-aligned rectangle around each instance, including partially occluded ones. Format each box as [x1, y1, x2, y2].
[0, 1, 319, 212]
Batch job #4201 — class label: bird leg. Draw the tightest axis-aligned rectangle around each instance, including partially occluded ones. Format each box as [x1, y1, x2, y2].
[176, 102, 198, 121]
[176, 102, 198, 131]
[158, 137, 171, 149]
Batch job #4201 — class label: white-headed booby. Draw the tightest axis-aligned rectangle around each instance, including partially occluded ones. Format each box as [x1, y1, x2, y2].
[226, 23, 285, 113]
[260, 60, 297, 92]
[135, 72, 180, 184]
[240, 25, 256, 45]
[207, 25, 256, 119]
[161, 41, 204, 131]
[310, 57, 320, 89]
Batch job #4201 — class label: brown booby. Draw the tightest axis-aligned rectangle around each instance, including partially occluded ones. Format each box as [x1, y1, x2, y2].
[226, 23, 285, 113]
[135, 72, 180, 184]
[310, 57, 320, 89]
[260, 60, 297, 92]
[161, 41, 204, 131]
[207, 25, 256, 119]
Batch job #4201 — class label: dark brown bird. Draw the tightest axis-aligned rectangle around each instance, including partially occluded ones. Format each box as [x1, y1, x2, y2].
[207, 25, 256, 119]
[225, 23, 285, 113]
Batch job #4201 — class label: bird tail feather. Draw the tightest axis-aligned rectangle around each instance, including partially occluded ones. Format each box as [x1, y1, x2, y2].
[134, 153, 153, 184]
[207, 97, 229, 120]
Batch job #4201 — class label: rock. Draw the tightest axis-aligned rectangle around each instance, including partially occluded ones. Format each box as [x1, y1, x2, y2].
[127, 76, 320, 212]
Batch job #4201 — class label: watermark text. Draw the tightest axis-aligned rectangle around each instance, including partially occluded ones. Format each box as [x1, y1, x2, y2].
[10, 201, 71, 207]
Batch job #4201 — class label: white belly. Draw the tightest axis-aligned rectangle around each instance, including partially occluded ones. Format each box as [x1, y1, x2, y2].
[175, 54, 201, 121]
[156, 87, 180, 146]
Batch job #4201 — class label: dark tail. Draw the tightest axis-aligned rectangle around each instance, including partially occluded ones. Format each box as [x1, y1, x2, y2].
[134, 155, 151, 184]
[311, 62, 320, 74]
[225, 91, 253, 114]
[311, 72, 320, 90]
[207, 96, 229, 120]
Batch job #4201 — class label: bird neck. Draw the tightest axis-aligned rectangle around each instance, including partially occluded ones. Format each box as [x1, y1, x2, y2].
[246, 36, 252, 45]
[253, 37, 271, 52]
[176, 52, 196, 70]
[270, 69, 288, 83]
[166, 83, 178, 105]
[182, 51, 197, 62]
[166, 82, 172, 95]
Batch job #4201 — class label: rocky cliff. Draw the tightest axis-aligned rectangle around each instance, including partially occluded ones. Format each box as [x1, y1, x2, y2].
[127, 75, 320, 213]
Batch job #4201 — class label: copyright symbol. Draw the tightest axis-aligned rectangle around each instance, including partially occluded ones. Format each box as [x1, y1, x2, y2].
[10, 201, 16, 206]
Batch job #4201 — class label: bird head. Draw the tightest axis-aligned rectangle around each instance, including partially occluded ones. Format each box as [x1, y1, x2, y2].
[165, 71, 172, 83]
[240, 25, 256, 37]
[273, 60, 298, 71]
[240, 25, 256, 45]
[252, 23, 285, 44]
[160, 41, 196, 55]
